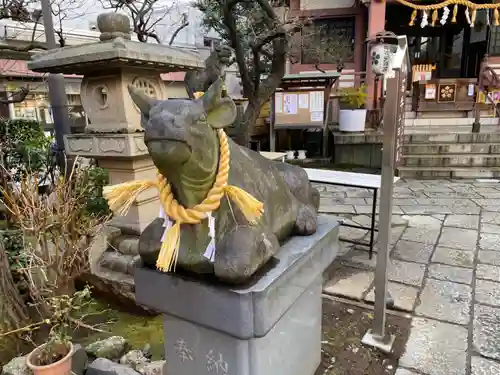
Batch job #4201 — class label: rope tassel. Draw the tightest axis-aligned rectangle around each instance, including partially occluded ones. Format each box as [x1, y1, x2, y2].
[471, 9, 477, 27]
[495, 8, 499, 26]
[452, 4, 458, 23]
[224, 185, 264, 223]
[432, 9, 438, 27]
[156, 222, 181, 272]
[103, 180, 156, 216]
[409, 9, 417, 26]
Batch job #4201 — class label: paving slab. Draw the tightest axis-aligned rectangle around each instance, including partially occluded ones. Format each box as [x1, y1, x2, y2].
[481, 223, 500, 234]
[415, 279, 472, 325]
[477, 264, 500, 282]
[473, 199, 500, 208]
[432, 247, 474, 268]
[323, 266, 373, 300]
[402, 205, 453, 215]
[475, 279, 500, 306]
[480, 233, 500, 251]
[394, 369, 419, 375]
[399, 317, 468, 375]
[330, 197, 368, 205]
[339, 249, 377, 270]
[392, 240, 434, 264]
[428, 264, 473, 284]
[404, 215, 443, 229]
[339, 226, 368, 241]
[318, 202, 355, 214]
[364, 282, 419, 312]
[346, 189, 373, 198]
[444, 215, 480, 229]
[483, 212, 500, 226]
[471, 356, 500, 375]
[438, 228, 478, 251]
[478, 250, 500, 266]
[354, 205, 404, 215]
[474, 304, 500, 361]
[401, 227, 440, 245]
[387, 260, 426, 287]
[451, 206, 482, 215]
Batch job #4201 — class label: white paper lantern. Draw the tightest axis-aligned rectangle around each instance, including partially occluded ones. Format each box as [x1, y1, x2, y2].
[371, 43, 397, 75]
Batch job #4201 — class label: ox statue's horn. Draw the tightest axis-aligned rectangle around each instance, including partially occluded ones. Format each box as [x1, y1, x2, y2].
[128, 85, 158, 114]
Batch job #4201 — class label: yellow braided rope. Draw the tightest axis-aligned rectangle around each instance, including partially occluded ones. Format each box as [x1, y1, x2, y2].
[397, 0, 500, 11]
[103, 129, 264, 272]
[400, 0, 500, 26]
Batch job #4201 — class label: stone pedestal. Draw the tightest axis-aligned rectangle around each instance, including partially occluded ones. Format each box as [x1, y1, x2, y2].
[135, 216, 340, 375]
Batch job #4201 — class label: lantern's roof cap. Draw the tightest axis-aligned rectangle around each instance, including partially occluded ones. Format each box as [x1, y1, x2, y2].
[27, 37, 205, 75]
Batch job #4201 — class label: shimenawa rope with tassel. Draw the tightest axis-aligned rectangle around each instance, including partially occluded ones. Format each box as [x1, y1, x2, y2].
[103, 129, 264, 272]
[401, 0, 500, 26]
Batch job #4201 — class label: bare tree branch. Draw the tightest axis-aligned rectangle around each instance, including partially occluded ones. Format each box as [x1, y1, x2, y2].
[100, 0, 181, 44]
[168, 13, 189, 46]
[0, 86, 29, 104]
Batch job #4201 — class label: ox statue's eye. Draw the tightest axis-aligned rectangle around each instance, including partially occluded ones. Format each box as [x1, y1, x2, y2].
[199, 114, 207, 122]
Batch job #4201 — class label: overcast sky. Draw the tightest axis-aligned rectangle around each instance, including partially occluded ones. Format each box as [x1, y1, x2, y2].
[60, 0, 217, 46]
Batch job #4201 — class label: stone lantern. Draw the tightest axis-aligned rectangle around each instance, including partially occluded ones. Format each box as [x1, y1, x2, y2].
[27, 13, 203, 306]
[28, 12, 204, 234]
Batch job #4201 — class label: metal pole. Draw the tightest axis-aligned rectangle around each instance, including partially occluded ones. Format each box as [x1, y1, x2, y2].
[41, 0, 71, 170]
[361, 68, 400, 353]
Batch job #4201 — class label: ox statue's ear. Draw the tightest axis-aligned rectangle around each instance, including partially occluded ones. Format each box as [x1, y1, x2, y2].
[198, 79, 237, 129]
[128, 85, 158, 115]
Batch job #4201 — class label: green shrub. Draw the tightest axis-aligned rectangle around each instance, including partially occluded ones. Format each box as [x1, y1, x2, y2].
[0, 119, 53, 181]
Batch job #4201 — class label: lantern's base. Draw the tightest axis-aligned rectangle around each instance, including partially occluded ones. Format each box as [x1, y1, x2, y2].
[134, 215, 340, 375]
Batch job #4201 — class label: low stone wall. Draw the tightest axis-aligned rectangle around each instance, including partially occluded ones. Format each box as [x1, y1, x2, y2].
[332, 131, 383, 169]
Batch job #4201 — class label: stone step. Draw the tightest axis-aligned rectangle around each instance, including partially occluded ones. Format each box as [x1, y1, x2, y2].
[398, 166, 500, 179]
[403, 154, 500, 167]
[99, 251, 140, 276]
[404, 143, 500, 155]
[405, 117, 499, 127]
[109, 234, 140, 256]
[406, 133, 500, 144]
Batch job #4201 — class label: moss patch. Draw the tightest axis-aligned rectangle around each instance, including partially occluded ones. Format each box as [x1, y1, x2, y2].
[0, 297, 165, 366]
[75, 298, 164, 360]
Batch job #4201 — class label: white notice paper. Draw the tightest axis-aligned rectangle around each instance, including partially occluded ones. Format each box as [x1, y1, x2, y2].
[468, 84, 475, 97]
[311, 111, 324, 122]
[309, 91, 324, 112]
[283, 94, 298, 115]
[299, 94, 309, 109]
[274, 93, 283, 113]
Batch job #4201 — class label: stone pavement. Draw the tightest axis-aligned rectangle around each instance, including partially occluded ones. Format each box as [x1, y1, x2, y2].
[315, 178, 500, 375]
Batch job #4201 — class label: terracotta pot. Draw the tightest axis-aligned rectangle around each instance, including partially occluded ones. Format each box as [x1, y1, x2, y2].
[26, 342, 73, 375]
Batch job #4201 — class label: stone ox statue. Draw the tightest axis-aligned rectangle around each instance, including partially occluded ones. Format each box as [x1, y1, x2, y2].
[129, 79, 319, 284]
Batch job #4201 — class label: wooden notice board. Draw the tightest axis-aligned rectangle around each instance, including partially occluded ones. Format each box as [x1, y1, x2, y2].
[274, 90, 325, 128]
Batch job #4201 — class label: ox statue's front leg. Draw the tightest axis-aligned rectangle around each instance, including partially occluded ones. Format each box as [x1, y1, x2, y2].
[214, 225, 280, 283]
[295, 204, 318, 236]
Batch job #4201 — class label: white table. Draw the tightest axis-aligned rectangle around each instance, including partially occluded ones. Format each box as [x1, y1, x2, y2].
[259, 151, 287, 162]
[304, 168, 400, 258]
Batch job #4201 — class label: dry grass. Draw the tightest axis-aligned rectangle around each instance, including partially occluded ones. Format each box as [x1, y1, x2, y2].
[1, 158, 110, 303]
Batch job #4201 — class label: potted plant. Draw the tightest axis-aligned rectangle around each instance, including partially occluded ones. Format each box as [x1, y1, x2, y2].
[25, 287, 93, 375]
[26, 334, 74, 375]
[338, 85, 368, 132]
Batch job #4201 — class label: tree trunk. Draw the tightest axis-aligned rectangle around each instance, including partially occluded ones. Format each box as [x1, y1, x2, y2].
[238, 102, 262, 147]
[0, 242, 29, 334]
